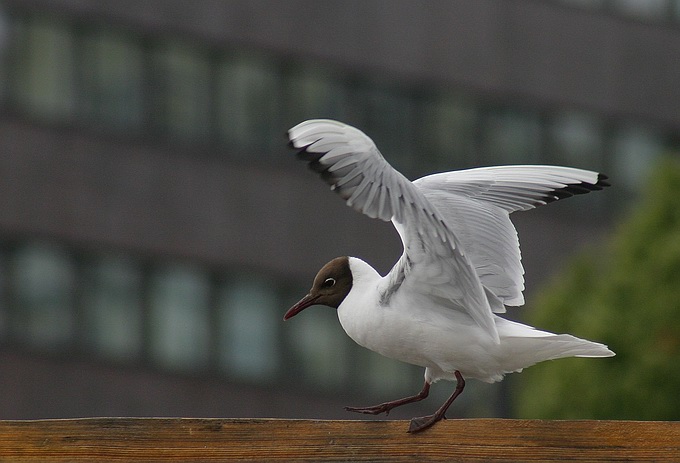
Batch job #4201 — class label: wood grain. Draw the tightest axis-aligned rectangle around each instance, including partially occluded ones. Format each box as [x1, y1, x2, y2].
[0, 418, 678, 462]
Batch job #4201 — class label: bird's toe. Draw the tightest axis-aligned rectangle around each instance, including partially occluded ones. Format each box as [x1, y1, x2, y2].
[407, 414, 440, 433]
[344, 405, 387, 415]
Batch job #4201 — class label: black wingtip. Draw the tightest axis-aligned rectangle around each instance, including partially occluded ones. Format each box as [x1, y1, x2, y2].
[596, 173, 611, 188]
[541, 173, 611, 204]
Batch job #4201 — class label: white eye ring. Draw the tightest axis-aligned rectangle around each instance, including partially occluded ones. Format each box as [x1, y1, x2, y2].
[323, 277, 336, 287]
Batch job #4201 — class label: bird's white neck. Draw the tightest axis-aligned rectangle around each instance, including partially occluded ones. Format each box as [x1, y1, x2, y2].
[337, 257, 383, 348]
[347, 256, 382, 283]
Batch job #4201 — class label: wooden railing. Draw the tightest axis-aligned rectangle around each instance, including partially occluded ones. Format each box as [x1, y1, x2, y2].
[0, 418, 677, 462]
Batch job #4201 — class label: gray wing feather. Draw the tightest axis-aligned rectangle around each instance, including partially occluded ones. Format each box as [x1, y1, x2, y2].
[289, 121, 611, 343]
[289, 119, 500, 343]
[415, 166, 608, 213]
[413, 165, 609, 307]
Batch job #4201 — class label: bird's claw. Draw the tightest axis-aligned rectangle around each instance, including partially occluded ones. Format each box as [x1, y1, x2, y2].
[407, 414, 441, 433]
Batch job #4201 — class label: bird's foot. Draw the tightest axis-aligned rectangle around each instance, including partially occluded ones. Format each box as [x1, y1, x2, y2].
[407, 413, 443, 433]
[344, 404, 394, 416]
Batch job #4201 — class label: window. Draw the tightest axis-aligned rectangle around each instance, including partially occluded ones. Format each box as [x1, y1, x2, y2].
[361, 350, 422, 397]
[152, 41, 212, 141]
[80, 28, 145, 132]
[285, 306, 351, 388]
[81, 255, 143, 361]
[217, 277, 280, 381]
[0, 7, 10, 105]
[216, 54, 281, 154]
[0, 249, 6, 338]
[10, 15, 75, 122]
[548, 111, 604, 168]
[421, 93, 480, 171]
[358, 83, 418, 175]
[284, 64, 350, 125]
[482, 109, 543, 164]
[10, 242, 76, 348]
[559, 0, 608, 9]
[613, 0, 669, 20]
[612, 124, 664, 189]
[148, 264, 211, 371]
[559, 0, 677, 22]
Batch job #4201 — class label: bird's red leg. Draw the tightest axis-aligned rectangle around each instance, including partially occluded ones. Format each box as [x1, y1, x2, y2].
[345, 380, 431, 416]
[408, 370, 465, 433]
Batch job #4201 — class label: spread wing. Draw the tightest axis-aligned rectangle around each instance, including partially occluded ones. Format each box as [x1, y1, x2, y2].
[288, 119, 500, 343]
[415, 166, 608, 213]
[414, 166, 609, 308]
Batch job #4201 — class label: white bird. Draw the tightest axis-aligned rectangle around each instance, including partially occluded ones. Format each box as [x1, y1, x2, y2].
[283, 119, 614, 433]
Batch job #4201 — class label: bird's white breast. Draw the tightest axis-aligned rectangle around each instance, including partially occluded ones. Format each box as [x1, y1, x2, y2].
[337, 258, 513, 382]
[337, 258, 474, 372]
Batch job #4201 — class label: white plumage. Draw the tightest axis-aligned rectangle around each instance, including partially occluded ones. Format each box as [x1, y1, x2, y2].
[285, 119, 614, 432]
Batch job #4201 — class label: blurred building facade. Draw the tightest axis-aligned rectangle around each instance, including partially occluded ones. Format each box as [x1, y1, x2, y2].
[0, 0, 679, 420]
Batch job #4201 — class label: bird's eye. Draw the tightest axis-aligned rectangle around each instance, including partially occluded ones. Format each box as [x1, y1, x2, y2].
[323, 277, 336, 288]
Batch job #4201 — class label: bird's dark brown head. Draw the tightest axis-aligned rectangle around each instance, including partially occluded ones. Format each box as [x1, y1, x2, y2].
[283, 256, 353, 320]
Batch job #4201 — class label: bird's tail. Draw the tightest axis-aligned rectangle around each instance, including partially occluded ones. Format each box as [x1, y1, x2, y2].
[496, 320, 614, 378]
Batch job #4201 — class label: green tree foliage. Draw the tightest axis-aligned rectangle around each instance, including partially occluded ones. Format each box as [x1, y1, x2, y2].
[514, 158, 680, 420]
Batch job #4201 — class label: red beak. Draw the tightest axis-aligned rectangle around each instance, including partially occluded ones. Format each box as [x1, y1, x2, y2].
[283, 293, 319, 320]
